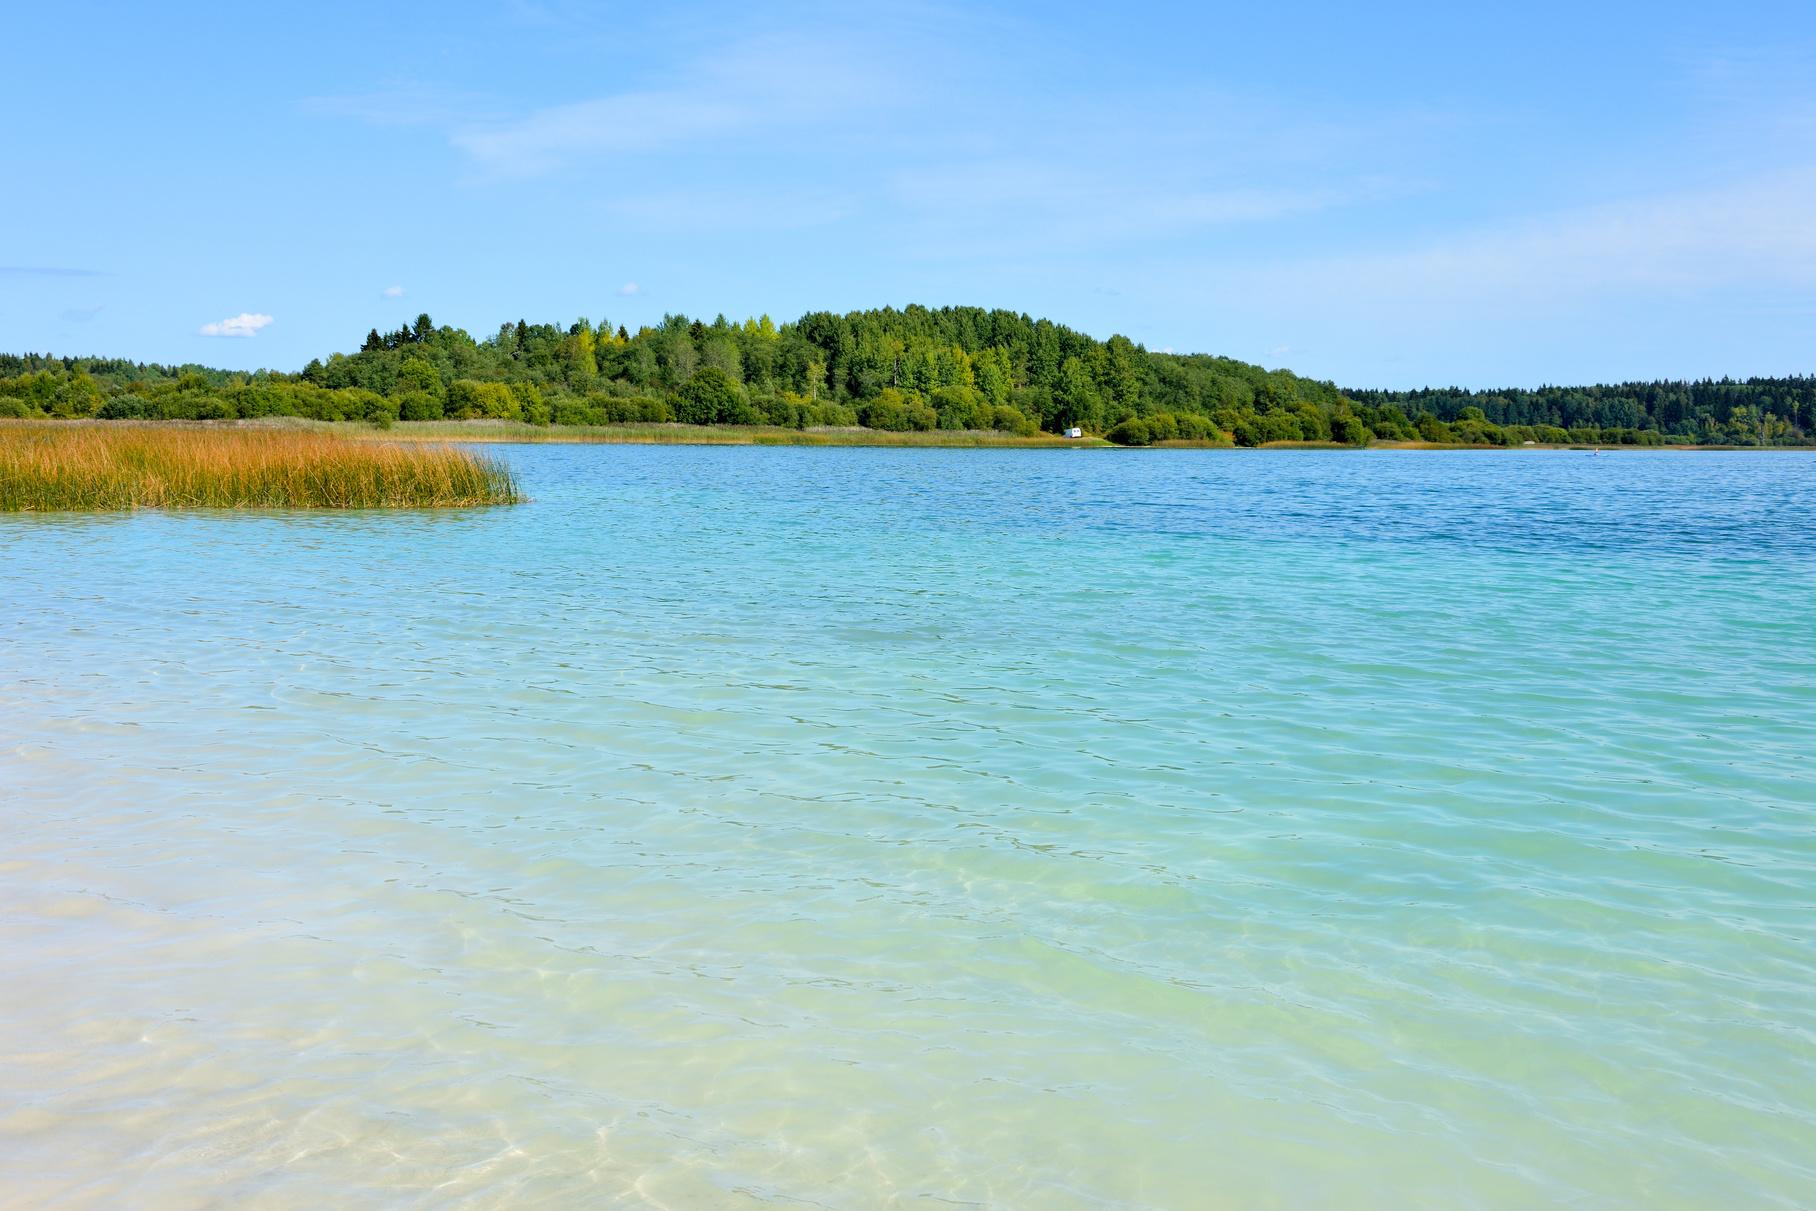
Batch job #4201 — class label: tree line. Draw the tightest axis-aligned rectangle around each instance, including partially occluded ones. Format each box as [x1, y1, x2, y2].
[1345, 380, 1816, 448]
[3, 306, 1812, 445]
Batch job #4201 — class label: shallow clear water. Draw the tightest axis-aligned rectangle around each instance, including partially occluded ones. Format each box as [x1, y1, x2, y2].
[2, 447, 1813, 1209]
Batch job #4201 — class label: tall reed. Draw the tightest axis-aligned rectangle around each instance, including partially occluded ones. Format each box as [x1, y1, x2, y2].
[0, 422, 522, 510]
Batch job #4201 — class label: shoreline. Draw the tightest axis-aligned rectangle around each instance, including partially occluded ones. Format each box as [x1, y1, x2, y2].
[7, 418, 1810, 452]
[340, 422, 1816, 451]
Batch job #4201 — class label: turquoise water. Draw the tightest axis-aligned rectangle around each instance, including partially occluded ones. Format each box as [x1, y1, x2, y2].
[1, 447, 1812, 1209]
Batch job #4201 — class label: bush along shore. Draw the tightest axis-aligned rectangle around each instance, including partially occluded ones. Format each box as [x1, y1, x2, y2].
[0, 423, 521, 511]
[7, 305, 1813, 447]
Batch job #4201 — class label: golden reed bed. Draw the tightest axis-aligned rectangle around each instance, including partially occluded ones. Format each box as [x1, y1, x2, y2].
[0, 422, 522, 510]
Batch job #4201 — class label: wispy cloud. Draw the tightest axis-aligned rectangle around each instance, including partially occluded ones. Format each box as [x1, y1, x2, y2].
[889, 159, 1409, 256]
[502, 0, 615, 31]
[448, 33, 897, 177]
[453, 94, 745, 173]
[199, 312, 274, 338]
[0, 265, 105, 277]
[603, 186, 854, 232]
[300, 87, 487, 128]
[616, 282, 640, 296]
[301, 14, 1430, 266]
[60, 304, 104, 323]
[382, 284, 405, 298]
[1251, 169, 1816, 300]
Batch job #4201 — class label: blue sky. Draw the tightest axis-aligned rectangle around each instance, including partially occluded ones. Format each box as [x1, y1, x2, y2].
[4, 0, 1814, 387]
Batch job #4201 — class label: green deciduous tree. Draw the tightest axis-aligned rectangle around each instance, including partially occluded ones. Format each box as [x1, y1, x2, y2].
[677, 366, 745, 425]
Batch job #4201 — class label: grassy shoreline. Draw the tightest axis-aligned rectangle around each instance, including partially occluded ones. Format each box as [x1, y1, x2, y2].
[0, 422, 521, 511]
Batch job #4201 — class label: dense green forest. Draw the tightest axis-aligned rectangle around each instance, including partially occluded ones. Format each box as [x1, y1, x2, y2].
[1348, 380, 1816, 448]
[4, 306, 1812, 446]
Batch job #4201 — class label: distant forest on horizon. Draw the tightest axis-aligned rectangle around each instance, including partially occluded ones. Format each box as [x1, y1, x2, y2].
[5, 305, 1813, 446]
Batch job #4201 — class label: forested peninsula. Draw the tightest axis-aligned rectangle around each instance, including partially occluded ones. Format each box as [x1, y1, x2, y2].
[5, 306, 1814, 447]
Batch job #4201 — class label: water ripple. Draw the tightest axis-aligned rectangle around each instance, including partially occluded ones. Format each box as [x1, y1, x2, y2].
[1, 448, 1813, 1209]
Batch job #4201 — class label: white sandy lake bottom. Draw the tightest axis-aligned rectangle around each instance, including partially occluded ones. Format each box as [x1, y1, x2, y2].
[2, 447, 1812, 1208]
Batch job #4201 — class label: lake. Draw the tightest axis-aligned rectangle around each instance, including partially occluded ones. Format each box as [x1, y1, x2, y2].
[2, 446, 1812, 1208]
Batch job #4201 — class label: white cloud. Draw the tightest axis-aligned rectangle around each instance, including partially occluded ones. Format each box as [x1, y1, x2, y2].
[382, 285, 405, 298]
[617, 281, 640, 296]
[199, 312, 273, 338]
